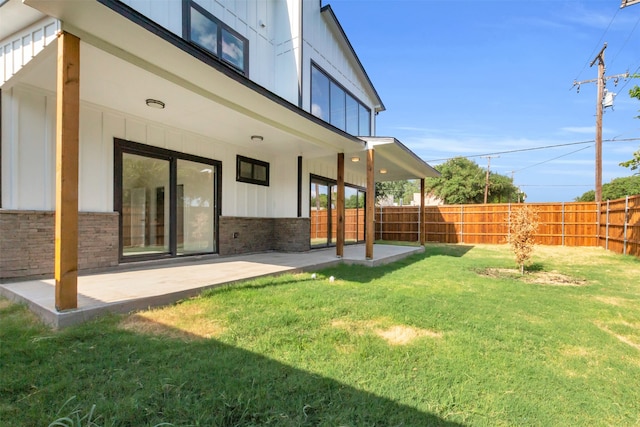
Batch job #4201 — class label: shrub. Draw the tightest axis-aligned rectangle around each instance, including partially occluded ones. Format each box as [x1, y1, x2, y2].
[507, 205, 539, 274]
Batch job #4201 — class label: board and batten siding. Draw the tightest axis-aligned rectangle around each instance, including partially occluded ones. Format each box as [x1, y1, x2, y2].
[1, 84, 300, 218]
[0, 18, 59, 85]
[301, 2, 377, 127]
[118, 0, 301, 105]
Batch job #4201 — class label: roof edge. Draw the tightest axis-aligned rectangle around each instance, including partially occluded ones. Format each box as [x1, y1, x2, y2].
[320, 4, 385, 112]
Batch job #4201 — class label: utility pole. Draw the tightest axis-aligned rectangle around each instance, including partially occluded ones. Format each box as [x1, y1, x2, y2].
[572, 44, 629, 203]
[621, 0, 640, 8]
[593, 44, 605, 204]
[481, 155, 499, 204]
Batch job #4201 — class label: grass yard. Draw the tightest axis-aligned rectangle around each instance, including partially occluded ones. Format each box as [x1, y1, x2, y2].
[2, 243, 640, 426]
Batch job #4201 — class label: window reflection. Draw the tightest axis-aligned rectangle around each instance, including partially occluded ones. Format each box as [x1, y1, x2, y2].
[122, 153, 170, 256]
[311, 64, 371, 136]
[190, 7, 217, 54]
[311, 67, 330, 121]
[177, 159, 215, 255]
[187, 2, 247, 74]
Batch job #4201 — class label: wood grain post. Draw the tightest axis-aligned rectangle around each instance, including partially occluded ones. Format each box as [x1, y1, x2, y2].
[54, 31, 80, 311]
[420, 178, 425, 245]
[336, 153, 345, 257]
[366, 148, 375, 259]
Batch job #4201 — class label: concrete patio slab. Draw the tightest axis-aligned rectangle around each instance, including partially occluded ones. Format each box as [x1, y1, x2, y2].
[0, 244, 423, 328]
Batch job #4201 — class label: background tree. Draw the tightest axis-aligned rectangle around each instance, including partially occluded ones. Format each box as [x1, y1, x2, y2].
[375, 180, 420, 205]
[575, 175, 640, 201]
[425, 157, 522, 204]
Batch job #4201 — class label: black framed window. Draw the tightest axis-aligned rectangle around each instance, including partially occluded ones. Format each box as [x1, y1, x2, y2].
[311, 63, 371, 136]
[310, 174, 366, 247]
[236, 155, 269, 186]
[184, 0, 249, 75]
[114, 139, 222, 262]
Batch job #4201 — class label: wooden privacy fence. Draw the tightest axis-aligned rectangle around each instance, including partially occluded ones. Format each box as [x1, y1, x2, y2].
[598, 195, 640, 257]
[310, 208, 365, 242]
[374, 195, 640, 258]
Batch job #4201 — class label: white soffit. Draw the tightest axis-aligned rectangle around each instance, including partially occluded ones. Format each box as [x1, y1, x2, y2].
[23, 0, 366, 158]
[0, 0, 46, 40]
[361, 137, 440, 181]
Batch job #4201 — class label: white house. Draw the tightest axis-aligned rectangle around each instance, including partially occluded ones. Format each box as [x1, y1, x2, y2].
[0, 0, 438, 310]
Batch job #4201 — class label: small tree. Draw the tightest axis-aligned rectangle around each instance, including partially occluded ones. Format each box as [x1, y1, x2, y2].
[507, 205, 539, 275]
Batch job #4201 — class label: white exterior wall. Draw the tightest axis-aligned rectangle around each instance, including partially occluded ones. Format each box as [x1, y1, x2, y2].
[1, 84, 298, 218]
[119, 0, 300, 105]
[306, 157, 366, 189]
[0, 18, 59, 85]
[300, 2, 377, 126]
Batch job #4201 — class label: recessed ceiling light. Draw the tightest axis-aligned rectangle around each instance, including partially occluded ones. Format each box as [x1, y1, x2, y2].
[380, 169, 387, 174]
[251, 135, 264, 143]
[351, 156, 360, 162]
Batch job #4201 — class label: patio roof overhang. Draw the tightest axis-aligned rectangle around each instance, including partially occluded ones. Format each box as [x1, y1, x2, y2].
[5, 0, 438, 183]
[361, 137, 441, 181]
[11, 0, 368, 160]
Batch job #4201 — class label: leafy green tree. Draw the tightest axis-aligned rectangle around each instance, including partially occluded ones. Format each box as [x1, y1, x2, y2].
[575, 175, 640, 201]
[375, 180, 420, 205]
[425, 157, 521, 204]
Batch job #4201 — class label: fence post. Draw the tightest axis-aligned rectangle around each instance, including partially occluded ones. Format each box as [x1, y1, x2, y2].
[624, 196, 629, 255]
[508, 203, 511, 241]
[379, 206, 383, 241]
[562, 202, 565, 246]
[417, 206, 421, 244]
[605, 200, 610, 250]
[460, 205, 464, 244]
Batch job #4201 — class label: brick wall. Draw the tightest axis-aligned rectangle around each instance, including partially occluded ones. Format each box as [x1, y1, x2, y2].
[219, 217, 310, 256]
[0, 212, 310, 279]
[0, 211, 119, 280]
[272, 218, 311, 252]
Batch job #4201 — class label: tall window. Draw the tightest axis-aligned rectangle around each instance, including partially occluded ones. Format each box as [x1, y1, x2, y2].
[310, 175, 365, 247]
[311, 64, 371, 136]
[184, 1, 249, 75]
[115, 139, 221, 261]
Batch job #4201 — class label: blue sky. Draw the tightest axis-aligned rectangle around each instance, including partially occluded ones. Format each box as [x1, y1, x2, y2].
[328, 0, 640, 202]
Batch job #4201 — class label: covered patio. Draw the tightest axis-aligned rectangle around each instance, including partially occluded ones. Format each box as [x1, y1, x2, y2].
[0, 244, 423, 329]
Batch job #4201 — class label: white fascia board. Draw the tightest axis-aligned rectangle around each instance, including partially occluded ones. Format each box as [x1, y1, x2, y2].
[361, 137, 440, 181]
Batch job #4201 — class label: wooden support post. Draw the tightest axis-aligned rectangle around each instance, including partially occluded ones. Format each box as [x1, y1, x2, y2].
[366, 148, 375, 259]
[420, 178, 425, 245]
[54, 31, 80, 311]
[336, 153, 345, 257]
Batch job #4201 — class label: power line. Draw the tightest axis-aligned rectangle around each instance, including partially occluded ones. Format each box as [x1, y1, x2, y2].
[518, 184, 592, 187]
[425, 137, 640, 163]
[513, 145, 593, 173]
[573, 6, 620, 83]
[609, 14, 640, 69]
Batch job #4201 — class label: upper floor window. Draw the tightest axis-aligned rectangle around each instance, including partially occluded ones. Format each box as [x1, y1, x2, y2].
[184, 1, 248, 75]
[311, 64, 371, 136]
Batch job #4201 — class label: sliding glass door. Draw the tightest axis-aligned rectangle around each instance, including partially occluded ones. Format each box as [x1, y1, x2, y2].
[310, 175, 365, 248]
[177, 159, 216, 255]
[121, 153, 171, 256]
[310, 179, 330, 247]
[116, 139, 220, 261]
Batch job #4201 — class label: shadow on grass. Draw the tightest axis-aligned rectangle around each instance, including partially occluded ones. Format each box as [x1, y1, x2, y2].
[527, 262, 545, 273]
[422, 243, 474, 258]
[309, 243, 476, 285]
[203, 243, 477, 291]
[1, 309, 466, 426]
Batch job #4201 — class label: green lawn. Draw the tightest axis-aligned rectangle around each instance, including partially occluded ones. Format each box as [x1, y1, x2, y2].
[2, 244, 640, 426]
